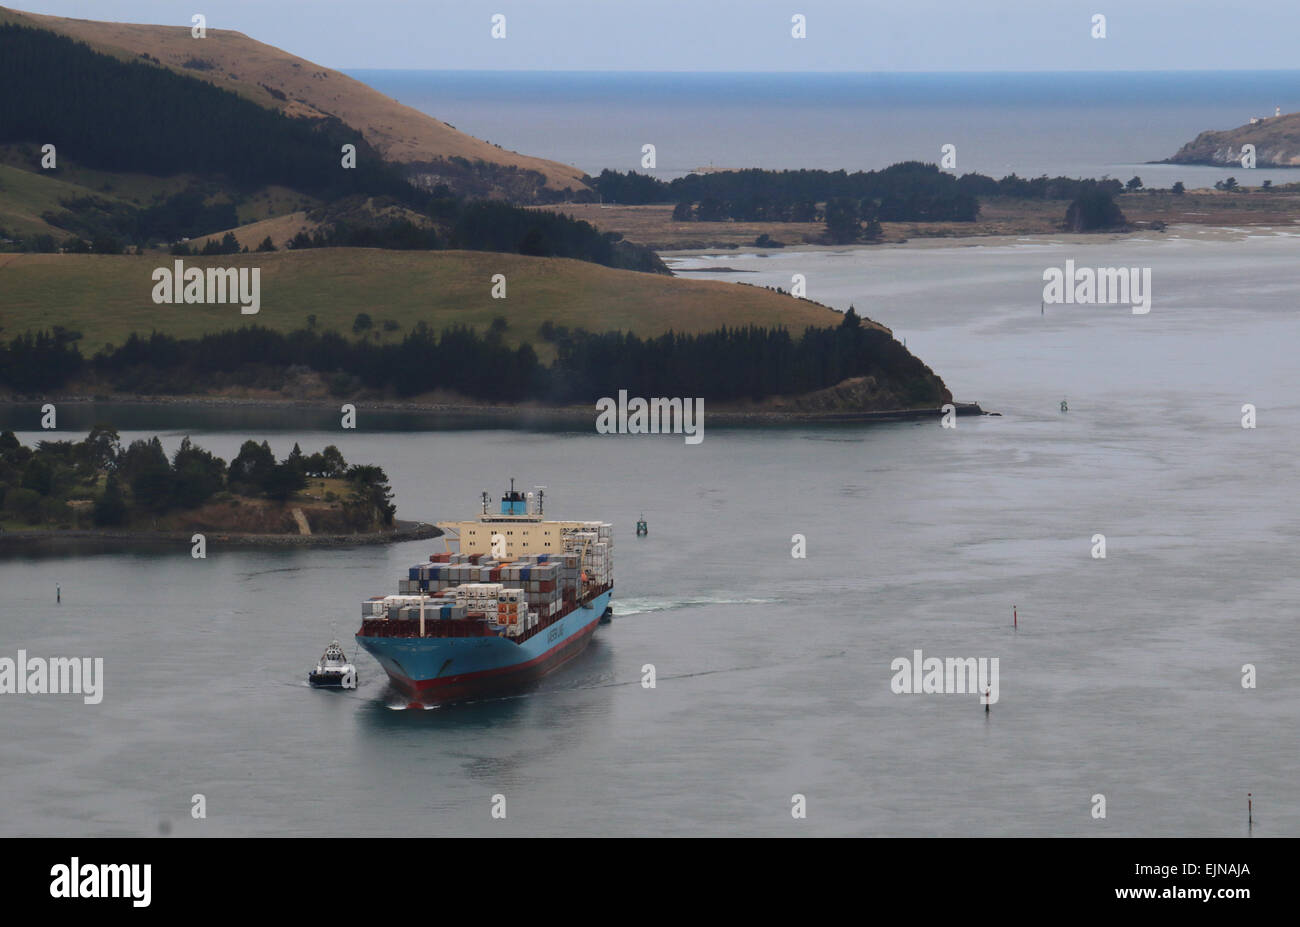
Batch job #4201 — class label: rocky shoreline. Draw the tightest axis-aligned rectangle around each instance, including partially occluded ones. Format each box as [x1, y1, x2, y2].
[0, 519, 442, 552]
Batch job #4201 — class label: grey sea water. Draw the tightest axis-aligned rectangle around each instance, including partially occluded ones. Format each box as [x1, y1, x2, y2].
[2, 232, 1297, 836]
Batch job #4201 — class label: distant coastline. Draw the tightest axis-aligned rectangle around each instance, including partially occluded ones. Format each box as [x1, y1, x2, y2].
[568, 193, 1300, 253]
[0, 519, 441, 552]
[0, 395, 987, 427]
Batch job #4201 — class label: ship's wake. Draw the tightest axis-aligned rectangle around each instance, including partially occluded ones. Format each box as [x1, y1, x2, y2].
[613, 595, 780, 617]
[371, 648, 846, 709]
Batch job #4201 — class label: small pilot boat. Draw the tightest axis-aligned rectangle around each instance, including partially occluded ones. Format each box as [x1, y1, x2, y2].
[309, 640, 357, 689]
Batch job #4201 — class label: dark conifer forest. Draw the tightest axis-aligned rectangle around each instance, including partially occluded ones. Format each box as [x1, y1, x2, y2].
[0, 311, 948, 407]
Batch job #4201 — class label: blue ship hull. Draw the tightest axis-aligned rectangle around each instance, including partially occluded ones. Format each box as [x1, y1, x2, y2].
[356, 590, 611, 704]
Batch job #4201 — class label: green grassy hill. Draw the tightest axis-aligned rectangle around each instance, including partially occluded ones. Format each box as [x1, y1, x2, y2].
[0, 162, 143, 238]
[0, 248, 860, 354]
[0, 144, 324, 242]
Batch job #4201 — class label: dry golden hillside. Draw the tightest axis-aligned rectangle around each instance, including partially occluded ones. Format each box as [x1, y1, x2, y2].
[0, 5, 589, 195]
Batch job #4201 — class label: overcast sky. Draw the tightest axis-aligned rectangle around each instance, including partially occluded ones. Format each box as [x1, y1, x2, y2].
[13, 0, 1300, 71]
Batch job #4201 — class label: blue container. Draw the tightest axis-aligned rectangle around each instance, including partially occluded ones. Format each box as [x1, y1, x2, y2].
[408, 567, 420, 581]
[521, 567, 531, 580]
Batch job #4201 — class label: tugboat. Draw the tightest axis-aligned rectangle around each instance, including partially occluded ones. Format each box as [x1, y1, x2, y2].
[309, 640, 357, 689]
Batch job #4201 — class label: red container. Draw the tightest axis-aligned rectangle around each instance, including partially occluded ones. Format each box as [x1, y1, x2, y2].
[490, 568, 502, 581]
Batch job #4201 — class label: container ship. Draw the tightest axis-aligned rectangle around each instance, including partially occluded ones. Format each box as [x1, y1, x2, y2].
[355, 482, 613, 705]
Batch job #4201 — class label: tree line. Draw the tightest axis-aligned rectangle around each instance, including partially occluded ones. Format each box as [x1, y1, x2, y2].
[0, 428, 395, 529]
[272, 198, 666, 272]
[595, 163, 979, 225]
[1, 312, 947, 407]
[593, 163, 1129, 217]
[545, 308, 947, 405]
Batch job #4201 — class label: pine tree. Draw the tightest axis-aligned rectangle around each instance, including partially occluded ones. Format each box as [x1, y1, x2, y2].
[93, 473, 127, 526]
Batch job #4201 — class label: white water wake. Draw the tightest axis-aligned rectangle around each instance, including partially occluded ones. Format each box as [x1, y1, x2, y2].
[612, 596, 780, 617]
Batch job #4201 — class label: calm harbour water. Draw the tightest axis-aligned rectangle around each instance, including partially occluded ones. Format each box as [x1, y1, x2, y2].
[2, 231, 1297, 836]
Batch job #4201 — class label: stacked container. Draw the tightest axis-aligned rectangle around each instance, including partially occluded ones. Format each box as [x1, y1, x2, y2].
[562, 524, 614, 588]
[456, 582, 503, 618]
[530, 561, 563, 617]
[495, 588, 526, 629]
[406, 558, 506, 594]
[593, 523, 614, 586]
[366, 512, 614, 638]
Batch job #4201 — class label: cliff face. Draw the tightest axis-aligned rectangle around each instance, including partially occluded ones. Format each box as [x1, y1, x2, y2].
[1167, 112, 1300, 167]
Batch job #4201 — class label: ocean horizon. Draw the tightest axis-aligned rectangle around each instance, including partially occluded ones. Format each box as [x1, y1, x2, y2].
[350, 69, 1300, 186]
